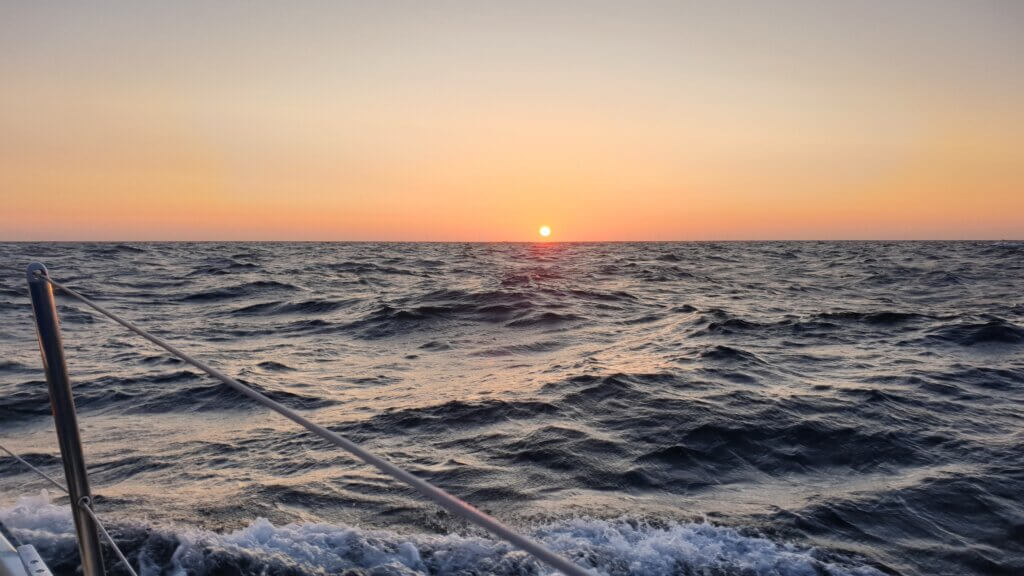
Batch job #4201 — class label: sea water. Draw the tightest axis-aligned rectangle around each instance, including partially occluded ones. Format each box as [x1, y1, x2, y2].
[1, 242, 1021, 575]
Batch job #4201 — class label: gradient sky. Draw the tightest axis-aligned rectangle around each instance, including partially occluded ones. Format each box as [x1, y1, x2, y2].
[1, 0, 1022, 241]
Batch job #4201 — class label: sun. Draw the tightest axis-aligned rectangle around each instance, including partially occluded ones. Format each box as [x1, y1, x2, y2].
[538, 225, 552, 238]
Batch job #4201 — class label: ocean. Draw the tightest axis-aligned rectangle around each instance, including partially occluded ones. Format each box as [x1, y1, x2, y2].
[0, 242, 1021, 576]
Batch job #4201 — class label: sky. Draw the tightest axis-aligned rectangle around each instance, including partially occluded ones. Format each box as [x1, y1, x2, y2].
[1, 0, 1022, 241]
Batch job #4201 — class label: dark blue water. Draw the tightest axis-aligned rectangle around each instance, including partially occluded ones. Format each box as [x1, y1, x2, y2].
[1, 242, 1022, 576]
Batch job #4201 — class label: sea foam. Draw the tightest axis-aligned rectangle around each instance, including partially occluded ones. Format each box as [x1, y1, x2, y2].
[1, 492, 883, 576]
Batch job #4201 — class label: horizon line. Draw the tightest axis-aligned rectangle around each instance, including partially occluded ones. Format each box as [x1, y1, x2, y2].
[1, 238, 1021, 243]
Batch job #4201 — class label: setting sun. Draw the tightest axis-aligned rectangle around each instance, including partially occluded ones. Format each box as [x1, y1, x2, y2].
[539, 225, 552, 238]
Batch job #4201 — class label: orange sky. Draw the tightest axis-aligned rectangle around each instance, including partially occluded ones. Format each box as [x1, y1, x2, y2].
[1, 1, 1022, 240]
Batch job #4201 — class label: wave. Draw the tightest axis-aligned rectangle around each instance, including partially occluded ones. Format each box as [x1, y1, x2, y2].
[699, 345, 768, 365]
[505, 312, 585, 328]
[0, 372, 335, 419]
[566, 289, 637, 303]
[927, 318, 1024, 346]
[694, 310, 932, 339]
[123, 380, 338, 413]
[257, 360, 296, 372]
[0, 455, 62, 478]
[180, 281, 300, 302]
[533, 372, 967, 480]
[339, 289, 543, 338]
[634, 266, 697, 282]
[229, 298, 355, 316]
[817, 311, 928, 324]
[0, 360, 29, 372]
[0, 381, 53, 421]
[469, 340, 566, 356]
[918, 270, 964, 286]
[83, 244, 146, 256]
[351, 399, 559, 436]
[187, 260, 261, 276]
[114, 244, 147, 253]
[772, 466, 1024, 575]
[328, 261, 422, 277]
[0, 286, 25, 297]
[0, 493, 885, 576]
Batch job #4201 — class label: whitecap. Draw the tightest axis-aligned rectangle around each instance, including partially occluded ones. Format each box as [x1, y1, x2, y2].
[1, 493, 882, 576]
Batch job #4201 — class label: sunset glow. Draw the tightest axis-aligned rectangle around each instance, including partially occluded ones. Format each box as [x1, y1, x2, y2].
[539, 226, 552, 238]
[0, 2, 1021, 240]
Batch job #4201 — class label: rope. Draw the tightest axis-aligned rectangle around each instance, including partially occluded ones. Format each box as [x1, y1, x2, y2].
[36, 272, 592, 576]
[0, 443, 138, 576]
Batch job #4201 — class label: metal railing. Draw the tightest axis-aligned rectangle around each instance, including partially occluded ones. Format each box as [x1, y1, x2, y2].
[10, 263, 592, 576]
[24, 263, 105, 576]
